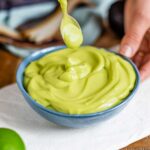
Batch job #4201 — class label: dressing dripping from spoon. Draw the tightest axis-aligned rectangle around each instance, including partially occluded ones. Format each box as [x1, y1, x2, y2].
[58, 0, 83, 49]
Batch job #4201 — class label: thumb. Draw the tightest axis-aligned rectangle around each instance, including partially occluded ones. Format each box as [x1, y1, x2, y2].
[120, 13, 149, 57]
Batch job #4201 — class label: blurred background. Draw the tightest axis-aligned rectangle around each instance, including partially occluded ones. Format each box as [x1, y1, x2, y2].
[0, 0, 124, 87]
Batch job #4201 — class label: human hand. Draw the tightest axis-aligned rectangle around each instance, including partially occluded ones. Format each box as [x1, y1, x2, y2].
[119, 0, 150, 81]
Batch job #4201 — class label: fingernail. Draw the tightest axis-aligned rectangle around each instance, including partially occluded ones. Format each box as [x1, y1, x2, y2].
[121, 45, 133, 57]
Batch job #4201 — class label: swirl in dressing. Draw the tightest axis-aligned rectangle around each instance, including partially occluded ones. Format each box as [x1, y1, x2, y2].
[24, 46, 136, 114]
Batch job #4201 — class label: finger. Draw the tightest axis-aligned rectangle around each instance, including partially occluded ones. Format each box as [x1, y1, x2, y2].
[139, 34, 149, 53]
[140, 59, 150, 81]
[133, 52, 144, 68]
[120, 12, 149, 58]
[141, 53, 150, 66]
[124, 0, 134, 30]
[145, 29, 150, 40]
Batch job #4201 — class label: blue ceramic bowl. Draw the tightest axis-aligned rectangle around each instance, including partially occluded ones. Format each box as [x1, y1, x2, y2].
[16, 46, 140, 128]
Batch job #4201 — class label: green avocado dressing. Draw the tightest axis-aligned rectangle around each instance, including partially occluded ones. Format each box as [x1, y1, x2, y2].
[24, 46, 136, 114]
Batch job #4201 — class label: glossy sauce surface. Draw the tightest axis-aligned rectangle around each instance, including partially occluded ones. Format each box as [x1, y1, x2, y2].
[24, 46, 136, 114]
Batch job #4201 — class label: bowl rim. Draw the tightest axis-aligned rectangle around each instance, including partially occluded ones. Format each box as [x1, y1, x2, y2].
[16, 45, 140, 118]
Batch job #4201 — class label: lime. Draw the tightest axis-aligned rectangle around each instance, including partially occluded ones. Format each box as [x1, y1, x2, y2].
[0, 128, 25, 150]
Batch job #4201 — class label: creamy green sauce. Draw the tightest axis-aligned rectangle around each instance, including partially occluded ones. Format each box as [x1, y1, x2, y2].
[24, 46, 136, 114]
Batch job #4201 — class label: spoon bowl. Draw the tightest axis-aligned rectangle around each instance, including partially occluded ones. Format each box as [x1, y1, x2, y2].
[60, 15, 83, 49]
[58, 0, 83, 49]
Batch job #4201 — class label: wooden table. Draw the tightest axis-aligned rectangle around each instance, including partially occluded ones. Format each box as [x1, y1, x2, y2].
[0, 28, 150, 149]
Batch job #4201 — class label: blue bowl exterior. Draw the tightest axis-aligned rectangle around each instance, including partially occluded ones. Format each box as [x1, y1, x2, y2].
[16, 46, 140, 128]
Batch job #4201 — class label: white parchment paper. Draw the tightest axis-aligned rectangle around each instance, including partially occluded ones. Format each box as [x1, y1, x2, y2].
[0, 80, 150, 150]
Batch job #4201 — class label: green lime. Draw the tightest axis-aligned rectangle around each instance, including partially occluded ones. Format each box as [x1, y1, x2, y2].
[0, 128, 25, 150]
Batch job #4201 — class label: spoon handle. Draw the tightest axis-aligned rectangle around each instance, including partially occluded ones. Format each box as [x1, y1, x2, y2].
[58, 0, 68, 15]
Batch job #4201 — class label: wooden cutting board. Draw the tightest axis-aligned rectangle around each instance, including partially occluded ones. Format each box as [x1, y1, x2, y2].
[0, 46, 21, 88]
